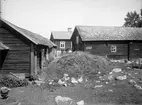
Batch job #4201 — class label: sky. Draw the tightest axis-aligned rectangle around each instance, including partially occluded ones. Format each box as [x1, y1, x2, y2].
[1, 0, 142, 38]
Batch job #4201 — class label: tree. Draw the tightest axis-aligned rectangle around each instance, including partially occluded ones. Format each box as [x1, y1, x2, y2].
[123, 10, 142, 27]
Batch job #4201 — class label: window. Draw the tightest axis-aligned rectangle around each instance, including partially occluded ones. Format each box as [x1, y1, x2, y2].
[60, 41, 65, 49]
[110, 45, 117, 52]
[76, 36, 79, 44]
[86, 46, 92, 50]
[71, 42, 72, 48]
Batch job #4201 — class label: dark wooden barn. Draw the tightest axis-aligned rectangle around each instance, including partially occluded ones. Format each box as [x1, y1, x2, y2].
[71, 26, 142, 60]
[0, 18, 56, 76]
[50, 29, 72, 56]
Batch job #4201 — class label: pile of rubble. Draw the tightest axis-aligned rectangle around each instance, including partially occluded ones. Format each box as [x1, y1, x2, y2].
[97, 67, 142, 91]
[44, 66, 142, 93]
[47, 73, 84, 87]
[42, 52, 142, 91]
[43, 51, 112, 84]
[40, 52, 142, 104]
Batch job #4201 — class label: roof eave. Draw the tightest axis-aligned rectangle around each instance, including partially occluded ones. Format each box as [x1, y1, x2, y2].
[1, 18, 39, 45]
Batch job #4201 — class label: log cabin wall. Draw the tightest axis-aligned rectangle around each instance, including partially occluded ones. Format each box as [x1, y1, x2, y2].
[84, 41, 128, 60]
[0, 19, 57, 76]
[77, 40, 142, 60]
[84, 41, 109, 56]
[63, 40, 72, 51]
[71, 29, 130, 60]
[71, 26, 142, 60]
[0, 28, 31, 74]
[54, 40, 72, 51]
[107, 41, 128, 60]
[71, 28, 84, 51]
[54, 41, 60, 50]
[129, 41, 142, 60]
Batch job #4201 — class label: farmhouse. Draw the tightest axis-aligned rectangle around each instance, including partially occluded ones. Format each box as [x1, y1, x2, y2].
[71, 26, 142, 60]
[50, 28, 72, 56]
[0, 18, 56, 76]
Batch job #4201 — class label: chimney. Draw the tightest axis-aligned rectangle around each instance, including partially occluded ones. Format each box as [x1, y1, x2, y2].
[67, 28, 72, 32]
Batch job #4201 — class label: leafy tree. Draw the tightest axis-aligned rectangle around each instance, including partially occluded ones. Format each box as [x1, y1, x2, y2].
[123, 10, 142, 27]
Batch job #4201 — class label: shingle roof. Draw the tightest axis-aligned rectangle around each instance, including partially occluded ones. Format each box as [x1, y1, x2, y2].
[76, 26, 142, 41]
[0, 42, 9, 50]
[1, 19, 57, 48]
[51, 31, 72, 40]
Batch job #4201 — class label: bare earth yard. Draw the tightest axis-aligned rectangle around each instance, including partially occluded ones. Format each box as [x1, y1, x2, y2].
[1, 52, 142, 105]
[1, 76, 142, 105]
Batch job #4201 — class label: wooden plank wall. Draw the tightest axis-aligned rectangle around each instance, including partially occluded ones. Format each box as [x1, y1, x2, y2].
[84, 42, 109, 56]
[64, 40, 72, 50]
[54, 40, 72, 51]
[129, 42, 142, 60]
[54, 41, 60, 50]
[107, 43, 128, 59]
[84, 41, 128, 60]
[72, 28, 142, 60]
[0, 28, 30, 73]
[71, 28, 84, 51]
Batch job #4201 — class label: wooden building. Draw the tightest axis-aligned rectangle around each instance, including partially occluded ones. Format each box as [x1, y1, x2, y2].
[0, 18, 56, 76]
[71, 26, 142, 60]
[50, 28, 72, 56]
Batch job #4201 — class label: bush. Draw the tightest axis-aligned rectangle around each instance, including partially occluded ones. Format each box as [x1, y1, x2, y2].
[0, 74, 28, 88]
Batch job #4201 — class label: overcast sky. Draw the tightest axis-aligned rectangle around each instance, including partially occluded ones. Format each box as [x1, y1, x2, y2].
[1, 0, 142, 38]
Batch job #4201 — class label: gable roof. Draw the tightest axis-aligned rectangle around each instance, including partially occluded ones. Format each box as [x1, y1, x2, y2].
[1, 19, 57, 48]
[0, 42, 9, 50]
[75, 26, 142, 41]
[51, 31, 72, 40]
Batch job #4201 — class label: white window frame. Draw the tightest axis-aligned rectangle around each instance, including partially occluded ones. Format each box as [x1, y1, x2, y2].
[60, 41, 65, 49]
[111, 45, 117, 52]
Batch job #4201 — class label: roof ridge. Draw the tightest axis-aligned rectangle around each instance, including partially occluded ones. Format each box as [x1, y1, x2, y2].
[75, 25, 142, 41]
[76, 25, 122, 28]
[75, 25, 142, 29]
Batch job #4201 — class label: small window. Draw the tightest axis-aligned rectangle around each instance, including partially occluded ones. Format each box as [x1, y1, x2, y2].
[71, 42, 72, 48]
[111, 45, 117, 52]
[86, 46, 92, 50]
[60, 41, 65, 49]
[76, 36, 79, 44]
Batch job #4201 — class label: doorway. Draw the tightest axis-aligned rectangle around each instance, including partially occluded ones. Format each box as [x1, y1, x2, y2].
[0, 50, 8, 69]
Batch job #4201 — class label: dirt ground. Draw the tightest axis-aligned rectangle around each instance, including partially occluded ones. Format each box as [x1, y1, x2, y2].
[0, 67, 142, 105]
[1, 52, 142, 105]
[0, 82, 142, 105]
